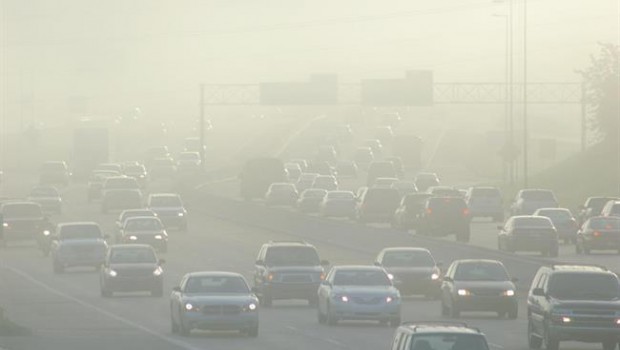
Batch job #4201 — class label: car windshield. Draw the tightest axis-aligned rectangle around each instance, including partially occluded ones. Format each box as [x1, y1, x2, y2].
[125, 219, 162, 231]
[333, 270, 391, 286]
[537, 210, 572, 221]
[59, 225, 102, 240]
[302, 190, 326, 198]
[513, 217, 553, 228]
[30, 187, 58, 197]
[149, 196, 182, 207]
[471, 188, 501, 197]
[382, 251, 434, 267]
[548, 273, 620, 300]
[109, 248, 157, 264]
[522, 190, 555, 201]
[264, 246, 320, 266]
[409, 334, 489, 350]
[2, 204, 42, 218]
[589, 218, 620, 230]
[454, 262, 509, 281]
[327, 192, 354, 200]
[184, 276, 249, 294]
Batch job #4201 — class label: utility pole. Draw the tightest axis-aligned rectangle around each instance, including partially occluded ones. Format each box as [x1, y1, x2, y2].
[508, 0, 515, 185]
[523, 0, 529, 188]
[199, 83, 206, 171]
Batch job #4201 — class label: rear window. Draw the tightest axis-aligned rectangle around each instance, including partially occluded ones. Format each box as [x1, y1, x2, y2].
[301, 189, 326, 198]
[471, 188, 501, 197]
[409, 334, 489, 350]
[590, 218, 620, 230]
[264, 246, 320, 266]
[149, 196, 182, 207]
[586, 197, 616, 210]
[59, 225, 102, 240]
[537, 210, 573, 221]
[428, 197, 467, 210]
[2, 203, 43, 218]
[522, 190, 555, 201]
[513, 216, 553, 228]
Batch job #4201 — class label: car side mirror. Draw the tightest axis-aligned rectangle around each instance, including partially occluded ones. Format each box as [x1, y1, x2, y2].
[373, 261, 382, 267]
[532, 288, 545, 296]
[443, 276, 453, 282]
[255, 260, 264, 266]
[320, 260, 330, 266]
[159, 259, 166, 265]
[172, 286, 181, 293]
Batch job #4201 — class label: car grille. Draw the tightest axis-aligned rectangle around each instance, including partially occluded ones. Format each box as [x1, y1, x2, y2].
[352, 296, 382, 305]
[469, 288, 504, 296]
[116, 268, 153, 278]
[201, 305, 242, 315]
[281, 274, 313, 283]
[566, 316, 618, 328]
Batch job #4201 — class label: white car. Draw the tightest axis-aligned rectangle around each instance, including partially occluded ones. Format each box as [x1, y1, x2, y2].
[317, 265, 401, 326]
[170, 272, 259, 337]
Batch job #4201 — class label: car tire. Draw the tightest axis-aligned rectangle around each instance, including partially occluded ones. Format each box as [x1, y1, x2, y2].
[528, 321, 542, 349]
[326, 304, 338, 326]
[178, 315, 190, 336]
[543, 324, 559, 350]
[247, 326, 259, 337]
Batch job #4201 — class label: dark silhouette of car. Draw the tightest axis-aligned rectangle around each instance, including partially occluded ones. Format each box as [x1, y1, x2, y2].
[417, 197, 471, 242]
[497, 215, 559, 257]
[576, 216, 620, 254]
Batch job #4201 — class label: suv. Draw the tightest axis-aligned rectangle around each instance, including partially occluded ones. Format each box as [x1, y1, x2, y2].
[600, 200, 620, 218]
[510, 189, 558, 215]
[417, 197, 471, 242]
[253, 241, 328, 307]
[390, 322, 490, 350]
[578, 196, 620, 225]
[527, 264, 620, 350]
[465, 186, 504, 222]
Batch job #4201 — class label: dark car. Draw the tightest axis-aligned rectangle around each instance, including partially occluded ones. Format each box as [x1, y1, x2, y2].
[601, 200, 620, 218]
[497, 215, 559, 257]
[390, 322, 490, 350]
[100, 244, 164, 297]
[533, 208, 579, 244]
[311, 175, 338, 191]
[510, 189, 558, 215]
[441, 259, 518, 319]
[356, 187, 401, 224]
[527, 264, 620, 350]
[366, 161, 397, 187]
[240, 157, 286, 200]
[414, 173, 440, 192]
[576, 216, 620, 254]
[0, 201, 52, 247]
[374, 247, 441, 298]
[265, 183, 298, 206]
[417, 197, 471, 242]
[39, 161, 70, 186]
[253, 241, 328, 307]
[577, 196, 619, 225]
[120, 216, 168, 253]
[391, 193, 432, 230]
[465, 186, 504, 222]
[123, 163, 148, 187]
[296, 189, 327, 213]
[146, 193, 188, 231]
[50, 222, 108, 273]
[27, 186, 62, 214]
[319, 191, 356, 218]
[391, 181, 418, 197]
[426, 186, 462, 197]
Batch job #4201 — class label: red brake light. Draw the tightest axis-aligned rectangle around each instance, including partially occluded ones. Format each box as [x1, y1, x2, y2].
[463, 208, 470, 216]
[593, 231, 601, 237]
[426, 208, 432, 215]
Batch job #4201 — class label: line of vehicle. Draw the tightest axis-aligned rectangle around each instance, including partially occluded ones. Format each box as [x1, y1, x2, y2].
[3, 266, 204, 350]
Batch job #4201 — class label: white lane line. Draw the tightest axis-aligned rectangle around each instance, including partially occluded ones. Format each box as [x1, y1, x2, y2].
[488, 342, 505, 349]
[4, 266, 203, 350]
[284, 325, 348, 349]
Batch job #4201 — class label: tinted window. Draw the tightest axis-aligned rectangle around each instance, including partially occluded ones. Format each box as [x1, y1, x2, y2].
[537, 210, 572, 221]
[522, 190, 555, 201]
[382, 251, 434, 267]
[149, 196, 182, 207]
[548, 273, 620, 300]
[513, 217, 553, 228]
[333, 270, 391, 286]
[110, 248, 157, 264]
[454, 262, 509, 281]
[589, 218, 620, 230]
[2, 204, 43, 218]
[409, 334, 489, 350]
[125, 218, 162, 231]
[471, 188, 501, 197]
[264, 246, 320, 266]
[185, 276, 249, 294]
[59, 225, 102, 240]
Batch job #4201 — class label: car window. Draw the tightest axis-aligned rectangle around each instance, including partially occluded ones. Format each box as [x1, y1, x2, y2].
[59, 225, 102, 240]
[2, 204, 43, 218]
[109, 248, 157, 264]
[333, 270, 391, 286]
[382, 251, 434, 267]
[548, 273, 620, 300]
[513, 217, 553, 228]
[537, 210, 572, 221]
[454, 262, 509, 281]
[184, 276, 249, 294]
[409, 334, 489, 350]
[264, 246, 320, 266]
[125, 218, 162, 231]
[149, 196, 182, 207]
[589, 218, 620, 229]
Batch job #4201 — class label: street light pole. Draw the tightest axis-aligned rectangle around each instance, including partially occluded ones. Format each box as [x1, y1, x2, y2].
[523, 0, 529, 188]
[199, 83, 206, 171]
[508, 0, 515, 185]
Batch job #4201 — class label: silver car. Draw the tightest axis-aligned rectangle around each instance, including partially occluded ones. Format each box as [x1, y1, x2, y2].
[146, 193, 188, 231]
[317, 265, 401, 326]
[119, 216, 168, 253]
[170, 272, 259, 337]
[51, 222, 108, 273]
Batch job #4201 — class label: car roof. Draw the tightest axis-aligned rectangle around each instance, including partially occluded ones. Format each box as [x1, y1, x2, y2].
[58, 221, 100, 228]
[185, 271, 245, 278]
[109, 243, 154, 250]
[332, 265, 384, 271]
[149, 193, 180, 198]
[399, 322, 483, 335]
[265, 240, 313, 247]
[381, 247, 431, 253]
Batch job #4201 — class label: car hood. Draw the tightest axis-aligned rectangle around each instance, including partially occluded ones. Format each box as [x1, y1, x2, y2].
[182, 294, 257, 305]
[551, 298, 620, 312]
[59, 238, 107, 247]
[331, 285, 399, 296]
[384, 266, 436, 275]
[109, 263, 158, 270]
[453, 280, 515, 290]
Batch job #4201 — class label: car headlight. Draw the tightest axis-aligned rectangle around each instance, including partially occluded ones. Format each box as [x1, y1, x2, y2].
[128, 235, 138, 241]
[386, 296, 398, 303]
[335, 295, 349, 302]
[108, 270, 118, 277]
[177, 212, 184, 217]
[503, 289, 515, 297]
[2, 222, 8, 228]
[431, 273, 439, 280]
[387, 273, 394, 281]
[154, 235, 163, 240]
[153, 268, 163, 276]
[185, 303, 196, 311]
[457, 289, 471, 296]
[244, 303, 257, 312]
[43, 230, 51, 236]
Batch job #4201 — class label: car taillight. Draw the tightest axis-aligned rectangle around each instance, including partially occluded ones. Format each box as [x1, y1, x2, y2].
[463, 208, 470, 216]
[319, 273, 326, 281]
[426, 208, 432, 215]
[593, 231, 601, 237]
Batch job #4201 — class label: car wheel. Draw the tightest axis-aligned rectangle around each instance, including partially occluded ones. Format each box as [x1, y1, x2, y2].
[53, 261, 64, 274]
[389, 316, 401, 327]
[543, 324, 559, 350]
[528, 320, 542, 349]
[178, 315, 191, 336]
[326, 304, 338, 326]
[247, 326, 259, 337]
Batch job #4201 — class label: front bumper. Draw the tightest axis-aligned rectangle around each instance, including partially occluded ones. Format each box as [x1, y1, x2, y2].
[103, 276, 162, 292]
[329, 300, 401, 321]
[183, 311, 258, 331]
[549, 324, 620, 343]
[454, 295, 517, 312]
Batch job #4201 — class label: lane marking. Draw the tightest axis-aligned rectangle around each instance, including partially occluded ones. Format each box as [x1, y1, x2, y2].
[4, 266, 203, 350]
[488, 342, 505, 349]
[284, 326, 348, 349]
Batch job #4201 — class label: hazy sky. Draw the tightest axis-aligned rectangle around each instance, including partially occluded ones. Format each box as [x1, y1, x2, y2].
[1, 0, 618, 125]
